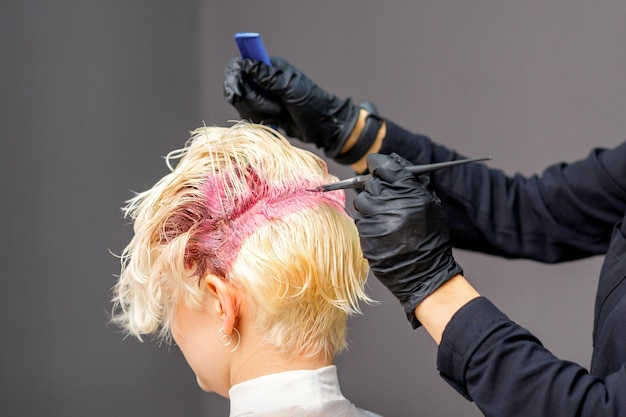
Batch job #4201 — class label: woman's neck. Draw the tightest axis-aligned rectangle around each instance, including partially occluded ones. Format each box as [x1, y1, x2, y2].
[228, 344, 332, 390]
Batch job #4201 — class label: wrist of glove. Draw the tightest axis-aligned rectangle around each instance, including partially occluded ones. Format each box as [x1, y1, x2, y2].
[354, 153, 463, 328]
[224, 56, 375, 162]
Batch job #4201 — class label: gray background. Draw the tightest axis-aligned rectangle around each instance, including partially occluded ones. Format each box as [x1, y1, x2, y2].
[2, 1, 625, 416]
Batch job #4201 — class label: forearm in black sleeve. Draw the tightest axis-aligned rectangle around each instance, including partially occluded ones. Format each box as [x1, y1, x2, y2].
[438, 297, 626, 417]
[379, 122, 626, 261]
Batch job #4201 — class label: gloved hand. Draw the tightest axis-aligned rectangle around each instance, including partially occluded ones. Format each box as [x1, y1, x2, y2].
[353, 153, 464, 328]
[223, 56, 363, 159]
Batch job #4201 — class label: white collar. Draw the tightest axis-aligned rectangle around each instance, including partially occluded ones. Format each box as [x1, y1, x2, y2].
[228, 365, 346, 416]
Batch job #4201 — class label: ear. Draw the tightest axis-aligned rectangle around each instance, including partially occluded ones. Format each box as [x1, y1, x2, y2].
[203, 275, 241, 335]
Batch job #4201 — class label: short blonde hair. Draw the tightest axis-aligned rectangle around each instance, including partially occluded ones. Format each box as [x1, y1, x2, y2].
[112, 122, 371, 359]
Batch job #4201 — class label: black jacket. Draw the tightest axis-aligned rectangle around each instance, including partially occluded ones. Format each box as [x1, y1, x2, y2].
[380, 121, 626, 416]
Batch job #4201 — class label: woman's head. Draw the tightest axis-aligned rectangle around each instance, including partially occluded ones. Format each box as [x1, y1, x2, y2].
[112, 122, 371, 364]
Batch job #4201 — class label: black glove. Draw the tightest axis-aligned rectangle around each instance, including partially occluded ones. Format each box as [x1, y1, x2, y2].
[223, 56, 366, 160]
[353, 153, 463, 328]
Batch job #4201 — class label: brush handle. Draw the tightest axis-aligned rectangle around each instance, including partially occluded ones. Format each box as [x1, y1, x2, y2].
[317, 156, 492, 192]
[405, 156, 492, 175]
[235, 32, 271, 66]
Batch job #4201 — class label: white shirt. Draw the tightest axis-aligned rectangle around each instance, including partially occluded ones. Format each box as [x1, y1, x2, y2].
[228, 365, 381, 417]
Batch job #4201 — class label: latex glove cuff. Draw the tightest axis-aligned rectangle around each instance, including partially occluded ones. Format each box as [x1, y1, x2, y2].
[333, 102, 382, 165]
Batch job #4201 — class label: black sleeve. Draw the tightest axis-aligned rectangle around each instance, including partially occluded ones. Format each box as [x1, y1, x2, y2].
[379, 121, 626, 262]
[437, 297, 626, 417]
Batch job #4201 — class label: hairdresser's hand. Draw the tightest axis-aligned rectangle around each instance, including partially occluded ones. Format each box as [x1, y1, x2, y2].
[353, 153, 464, 328]
[223, 56, 361, 158]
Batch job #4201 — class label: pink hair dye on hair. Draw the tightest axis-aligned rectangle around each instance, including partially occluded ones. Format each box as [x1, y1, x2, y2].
[183, 167, 345, 278]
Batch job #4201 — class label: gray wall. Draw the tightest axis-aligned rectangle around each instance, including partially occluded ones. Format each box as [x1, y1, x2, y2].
[1, 1, 205, 416]
[2, 1, 625, 417]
